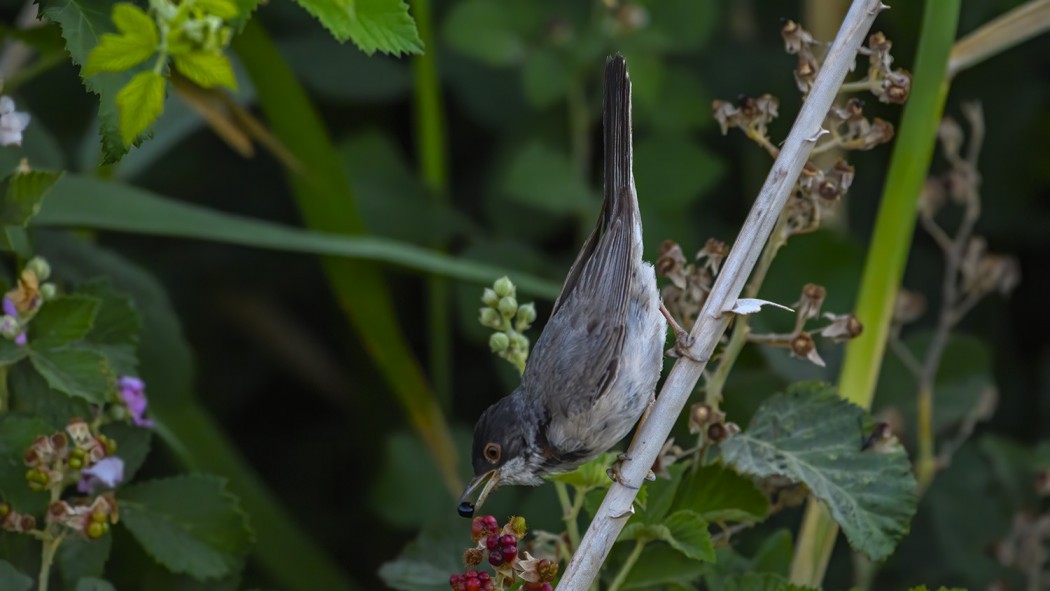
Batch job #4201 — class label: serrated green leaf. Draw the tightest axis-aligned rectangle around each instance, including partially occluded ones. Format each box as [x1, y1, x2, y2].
[548, 452, 617, 489]
[0, 560, 32, 591]
[196, 0, 239, 19]
[58, 536, 113, 586]
[8, 362, 92, 427]
[720, 572, 818, 591]
[621, 543, 705, 589]
[102, 422, 152, 481]
[28, 346, 115, 404]
[294, 0, 422, 56]
[673, 463, 768, 523]
[29, 294, 100, 348]
[75, 576, 116, 591]
[0, 169, 64, 226]
[621, 510, 714, 563]
[38, 0, 144, 160]
[0, 416, 53, 515]
[116, 71, 166, 146]
[442, 0, 524, 66]
[120, 475, 252, 581]
[173, 51, 237, 90]
[502, 141, 594, 215]
[720, 383, 918, 561]
[84, 3, 158, 76]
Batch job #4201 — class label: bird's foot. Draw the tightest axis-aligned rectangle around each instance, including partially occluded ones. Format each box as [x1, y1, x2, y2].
[607, 456, 656, 488]
[660, 304, 707, 362]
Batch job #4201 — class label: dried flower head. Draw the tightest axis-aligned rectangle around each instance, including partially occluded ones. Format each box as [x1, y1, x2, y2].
[893, 289, 927, 324]
[819, 313, 863, 342]
[789, 332, 825, 367]
[794, 283, 827, 323]
[652, 437, 683, 480]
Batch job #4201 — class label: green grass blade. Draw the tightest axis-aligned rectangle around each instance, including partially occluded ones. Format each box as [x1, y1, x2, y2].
[788, 0, 962, 586]
[32, 175, 560, 299]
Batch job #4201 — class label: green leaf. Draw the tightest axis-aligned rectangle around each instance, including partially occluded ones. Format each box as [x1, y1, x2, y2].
[0, 337, 27, 366]
[196, 0, 239, 19]
[634, 133, 723, 211]
[173, 52, 237, 90]
[38, 0, 145, 160]
[78, 278, 141, 375]
[29, 294, 100, 348]
[75, 577, 117, 591]
[378, 522, 471, 591]
[442, 0, 525, 66]
[58, 536, 113, 586]
[0, 169, 64, 226]
[294, 0, 422, 56]
[102, 422, 152, 480]
[720, 383, 918, 561]
[621, 542, 705, 589]
[84, 3, 158, 76]
[0, 416, 53, 515]
[0, 560, 32, 591]
[8, 361, 92, 427]
[116, 71, 166, 146]
[521, 48, 570, 108]
[28, 346, 115, 404]
[673, 463, 769, 523]
[33, 174, 561, 299]
[502, 141, 594, 215]
[548, 452, 618, 489]
[622, 510, 714, 562]
[719, 573, 817, 591]
[120, 475, 252, 581]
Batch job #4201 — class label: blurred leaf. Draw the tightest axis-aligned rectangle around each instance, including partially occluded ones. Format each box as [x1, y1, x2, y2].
[38, 0, 144, 160]
[37, 232, 360, 591]
[622, 52, 666, 111]
[673, 462, 768, 523]
[8, 361, 92, 427]
[0, 169, 63, 227]
[33, 175, 560, 298]
[0, 337, 27, 365]
[197, 0, 240, 19]
[907, 587, 967, 591]
[78, 278, 142, 375]
[0, 415, 52, 515]
[75, 577, 117, 591]
[378, 522, 466, 591]
[172, 52, 237, 90]
[294, 0, 423, 56]
[521, 48, 571, 108]
[120, 475, 252, 581]
[116, 71, 166, 146]
[83, 3, 157, 76]
[0, 561, 32, 591]
[29, 295, 100, 348]
[102, 422, 152, 481]
[648, 66, 711, 132]
[502, 141, 594, 215]
[621, 542, 705, 589]
[278, 35, 411, 102]
[720, 382, 918, 561]
[633, 0, 718, 53]
[549, 452, 618, 489]
[443, 0, 526, 66]
[58, 536, 113, 586]
[621, 510, 714, 562]
[633, 134, 723, 211]
[29, 346, 115, 405]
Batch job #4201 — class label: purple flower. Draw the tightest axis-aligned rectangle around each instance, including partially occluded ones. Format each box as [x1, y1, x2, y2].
[77, 457, 124, 494]
[118, 376, 153, 428]
[14, 331, 26, 346]
[2, 297, 16, 318]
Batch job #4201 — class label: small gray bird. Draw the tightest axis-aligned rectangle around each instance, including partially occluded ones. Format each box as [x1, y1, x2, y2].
[459, 54, 668, 516]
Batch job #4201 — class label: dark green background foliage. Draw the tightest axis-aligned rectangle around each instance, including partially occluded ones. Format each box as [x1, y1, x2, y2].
[0, 0, 1048, 589]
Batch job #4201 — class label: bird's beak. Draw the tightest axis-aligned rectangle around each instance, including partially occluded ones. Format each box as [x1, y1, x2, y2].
[460, 469, 500, 512]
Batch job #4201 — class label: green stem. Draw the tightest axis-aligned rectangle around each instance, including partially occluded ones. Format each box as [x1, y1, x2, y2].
[411, 0, 453, 410]
[0, 365, 9, 412]
[789, 1, 961, 586]
[37, 534, 62, 591]
[915, 385, 936, 490]
[554, 481, 582, 551]
[607, 539, 646, 591]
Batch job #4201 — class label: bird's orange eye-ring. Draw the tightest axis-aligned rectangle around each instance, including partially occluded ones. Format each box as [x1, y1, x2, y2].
[484, 443, 501, 464]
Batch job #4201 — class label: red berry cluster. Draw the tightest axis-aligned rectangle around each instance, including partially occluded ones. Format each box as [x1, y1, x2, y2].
[523, 583, 554, 591]
[449, 570, 494, 591]
[484, 533, 518, 566]
[470, 515, 499, 542]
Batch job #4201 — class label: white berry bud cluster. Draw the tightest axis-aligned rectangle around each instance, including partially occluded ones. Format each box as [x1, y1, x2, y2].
[479, 276, 536, 375]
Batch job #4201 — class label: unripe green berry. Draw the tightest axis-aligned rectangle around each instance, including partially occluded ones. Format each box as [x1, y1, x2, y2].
[0, 502, 10, 518]
[489, 333, 510, 353]
[26, 257, 50, 281]
[481, 288, 499, 307]
[498, 297, 518, 318]
[39, 283, 57, 301]
[86, 521, 105, 539]
[493, 276, 515, 298]
[479, 308, 501, 328]
[69, 457, 83, 470]
[91, 509, 107, 524]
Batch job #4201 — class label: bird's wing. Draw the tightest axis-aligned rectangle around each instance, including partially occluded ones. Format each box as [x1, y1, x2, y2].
[523, 54, 638, 417]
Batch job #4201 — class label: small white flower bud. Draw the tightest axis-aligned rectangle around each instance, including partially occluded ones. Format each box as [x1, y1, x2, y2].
[516, 303, 536, 329]
[481, 288, 499, 307]
[498, 296, 518, 318]
[489, 332, 510, 353]
[39, 283, 57, 301]
[479, 308, 501, 328]
[25, 257, 50, 281]
[509, 333, 529, 351]
[493, 276, 515, 298]
[0, 316, 19, 339]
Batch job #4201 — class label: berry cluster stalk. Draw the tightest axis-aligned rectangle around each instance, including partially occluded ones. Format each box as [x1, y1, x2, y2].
[554, 1, 888, 589]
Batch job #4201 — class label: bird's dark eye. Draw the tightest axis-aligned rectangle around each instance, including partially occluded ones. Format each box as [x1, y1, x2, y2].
[484, 443, 501, 464]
